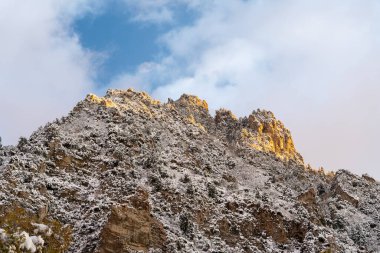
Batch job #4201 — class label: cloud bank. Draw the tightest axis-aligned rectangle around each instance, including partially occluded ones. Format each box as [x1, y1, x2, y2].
[0, 0, 102, 144]
[113, 0, 380, 179]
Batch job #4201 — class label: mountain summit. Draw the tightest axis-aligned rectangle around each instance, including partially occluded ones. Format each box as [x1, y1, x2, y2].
[0, 89, 379, 252]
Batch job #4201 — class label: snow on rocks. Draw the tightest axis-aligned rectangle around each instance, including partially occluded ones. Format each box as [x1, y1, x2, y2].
[0, 230, 45, 253]
[19, 232, 37, 253]
[0, 88, 379, 252]
[31, 223, 52, 237]
[0, 228, 7, 242]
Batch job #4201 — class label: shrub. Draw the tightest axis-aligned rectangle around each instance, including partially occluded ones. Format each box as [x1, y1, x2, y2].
[0, 205, 72, 253]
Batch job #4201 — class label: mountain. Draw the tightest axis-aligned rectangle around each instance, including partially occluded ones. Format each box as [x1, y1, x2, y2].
[0, 88, 379, 253]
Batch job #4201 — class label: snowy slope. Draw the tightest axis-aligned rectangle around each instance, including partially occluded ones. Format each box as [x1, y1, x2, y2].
[0, 89, 379, 253]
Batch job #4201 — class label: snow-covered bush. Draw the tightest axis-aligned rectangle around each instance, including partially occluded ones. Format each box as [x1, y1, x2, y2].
[0, 206, 71, 253]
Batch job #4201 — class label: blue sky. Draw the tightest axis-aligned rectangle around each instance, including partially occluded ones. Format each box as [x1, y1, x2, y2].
[74, 4, 162, 86]
[73, 1, 197, 88]
[1, 0, 380, 180]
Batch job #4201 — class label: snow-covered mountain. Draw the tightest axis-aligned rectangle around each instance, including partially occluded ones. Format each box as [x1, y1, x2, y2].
[0, 89, 379, 252]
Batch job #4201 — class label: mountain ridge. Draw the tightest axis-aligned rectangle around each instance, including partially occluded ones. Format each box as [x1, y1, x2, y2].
[0, 88, 378, 253]
[87, 88, 303, 164]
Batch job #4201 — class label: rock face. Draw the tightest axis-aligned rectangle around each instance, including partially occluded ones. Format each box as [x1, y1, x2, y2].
[98, 189, 167, 253]
[0, 88, 379, 252]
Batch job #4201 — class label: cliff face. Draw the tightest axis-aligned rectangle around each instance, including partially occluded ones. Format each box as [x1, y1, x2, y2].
[214, 108, 303, 164]
[0, 89, 379, 253]
[167, 92, 302, 164]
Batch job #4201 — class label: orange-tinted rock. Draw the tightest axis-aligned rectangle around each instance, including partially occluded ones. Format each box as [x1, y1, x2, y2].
[175, 94, 209, 111]
[297, 188, 317, 205]
[98, 190, 167, 253]
[240, 109, 303, 163]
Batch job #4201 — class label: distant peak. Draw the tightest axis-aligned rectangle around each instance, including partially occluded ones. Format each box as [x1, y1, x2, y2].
[251, 109, 276, 120]
[175, 94, 209, 111]
[105, 88, 160, 106]
[215, 109, 238, 126]
[85, 93, 116, 108]
[242, 109, 302, 163]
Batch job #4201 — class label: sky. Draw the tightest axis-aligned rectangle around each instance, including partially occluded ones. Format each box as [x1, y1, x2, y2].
[0, 0, 380, 180]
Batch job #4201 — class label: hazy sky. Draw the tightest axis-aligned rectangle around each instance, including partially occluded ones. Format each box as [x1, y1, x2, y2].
[0, 0, 379, 180]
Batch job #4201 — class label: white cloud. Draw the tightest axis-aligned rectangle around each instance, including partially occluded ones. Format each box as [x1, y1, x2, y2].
[114, 0, 380, 179]
[0, 0, 102, 145]
[2, 0, 379, 179]
[125, 0, 174, 23]
[120, 0, 205, 23]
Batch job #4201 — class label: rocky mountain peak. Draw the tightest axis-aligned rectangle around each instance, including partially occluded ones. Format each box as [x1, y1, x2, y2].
[0, 88, 378, 253]
[84, 89, 301, 164]
[174, 94, 209, 112]
[215, 109, 238, 126]
[105, 88, 161, 106]
[83, 90, 302, 163]
[242, 109, 302, 163]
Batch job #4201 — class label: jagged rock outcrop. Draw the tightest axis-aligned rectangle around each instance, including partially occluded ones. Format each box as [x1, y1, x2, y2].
[98, 189, 167, 253]
[0, 88, 379, 252]
[243, 110, 302, 163]
[168, 93, 303, 163]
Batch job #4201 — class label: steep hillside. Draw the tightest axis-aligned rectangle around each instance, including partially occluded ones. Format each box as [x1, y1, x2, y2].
[0, 89, 379, 253]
